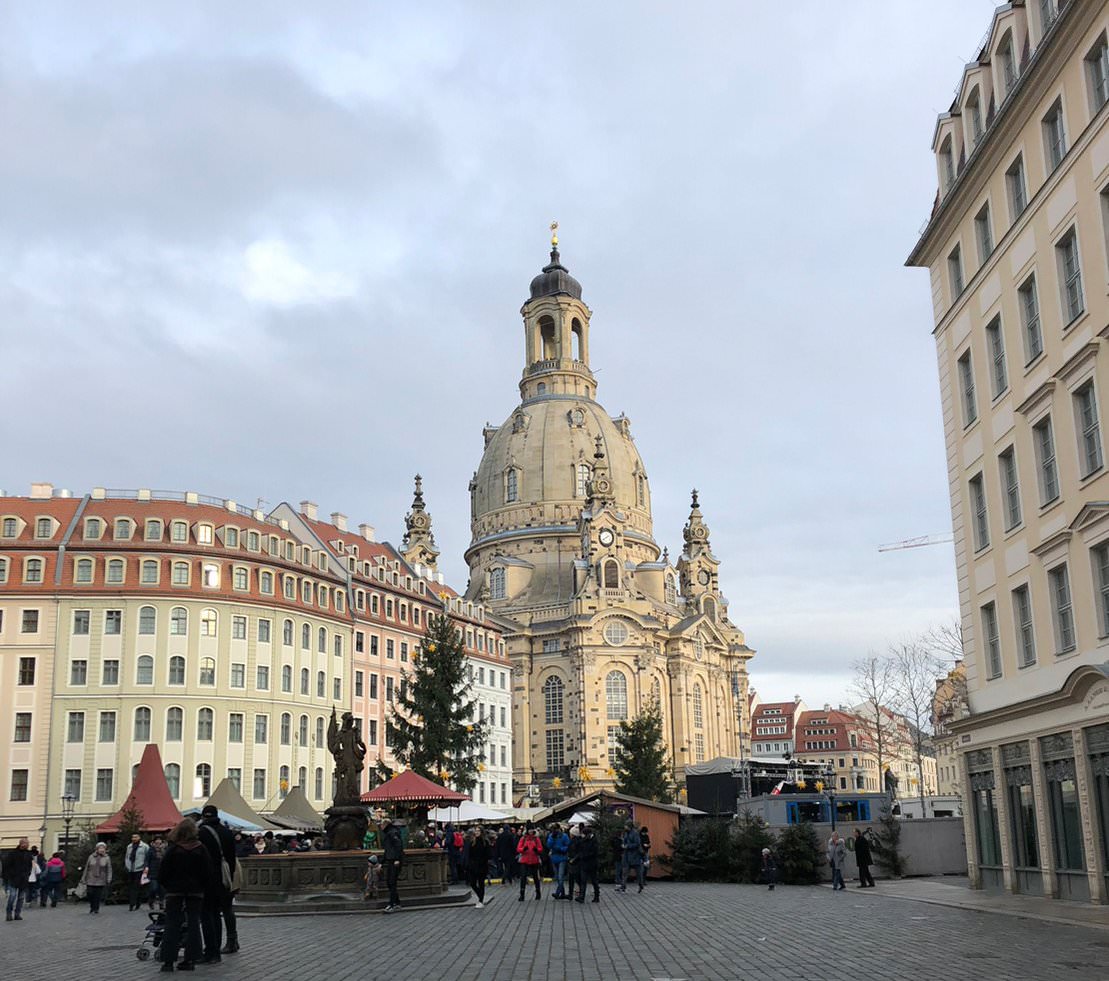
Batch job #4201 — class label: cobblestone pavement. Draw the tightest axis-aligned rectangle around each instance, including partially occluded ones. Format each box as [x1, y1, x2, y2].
[2, 882, 1106, 981]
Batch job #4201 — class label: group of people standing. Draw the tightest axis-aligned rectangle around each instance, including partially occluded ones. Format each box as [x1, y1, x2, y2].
[2, 839, 67, 919]
[759, 826, 878, 891]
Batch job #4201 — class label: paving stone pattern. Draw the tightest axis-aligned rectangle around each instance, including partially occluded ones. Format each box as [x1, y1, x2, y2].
[2, 882, 1106, 981]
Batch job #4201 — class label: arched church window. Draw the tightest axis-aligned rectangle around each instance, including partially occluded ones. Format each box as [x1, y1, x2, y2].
[489, 568, 506, 600]
[537, 383, 546, 395]
[571, 318, 584, 361]
[602, 559, 619, 588]
[505, 469, 519, 504]
[650, 677, 661, 707]
[665, 574, 677, 605]
[576, 463, 591, 498]
[693, 684, 704, 728]
[540, 316, 557, 359]
[606, 671, 628, 720]
[637, 474, 646, 507]
[543, 676, 564, 724]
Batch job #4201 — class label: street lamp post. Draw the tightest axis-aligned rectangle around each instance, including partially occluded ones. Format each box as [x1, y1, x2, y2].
[61, 793, 76, 858]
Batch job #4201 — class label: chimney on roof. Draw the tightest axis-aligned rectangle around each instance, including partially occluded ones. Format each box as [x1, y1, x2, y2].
[437, 572, 445, 585]
[823, 703, 831, 712]
[57, 488, 73, 498]
[331, 512, 347, 532]
[30, 482, 54, 499]
[358, 523, 375, 542]
[300, 501, 318, 521]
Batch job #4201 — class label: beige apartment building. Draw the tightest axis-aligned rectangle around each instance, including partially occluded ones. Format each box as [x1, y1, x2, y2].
[464, 240, 754, 799]
[908, 0, 1109, 902]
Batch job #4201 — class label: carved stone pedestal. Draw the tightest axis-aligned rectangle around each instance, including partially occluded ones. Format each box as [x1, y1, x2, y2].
[324, 804, 368, 851]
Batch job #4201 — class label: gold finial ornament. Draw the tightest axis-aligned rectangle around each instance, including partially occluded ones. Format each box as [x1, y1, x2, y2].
[550, 220, 559, 247]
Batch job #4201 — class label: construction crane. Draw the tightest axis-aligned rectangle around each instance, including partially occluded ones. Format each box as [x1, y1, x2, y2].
[878, 533, 955, 553]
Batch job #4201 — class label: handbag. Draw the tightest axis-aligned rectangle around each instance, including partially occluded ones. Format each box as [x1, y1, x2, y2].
[74, 881, 87, 899]
[201, 825, 233, 890]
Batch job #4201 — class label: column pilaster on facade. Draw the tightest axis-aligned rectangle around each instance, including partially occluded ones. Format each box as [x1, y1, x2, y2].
[990, 746, 1017, 893]
[1027, 737, 1059, 899]
[1072, 726, 1106, 903]
[959, 750, 981, 889]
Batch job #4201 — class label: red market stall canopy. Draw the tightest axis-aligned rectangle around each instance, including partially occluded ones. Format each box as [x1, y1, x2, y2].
[361, 770, 468, 806]
[95, 744, 183, 834]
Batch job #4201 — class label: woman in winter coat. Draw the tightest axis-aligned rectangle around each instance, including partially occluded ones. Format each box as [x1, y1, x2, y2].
[465, 828, 492, 909]
[516, 826, 543, 901]
[158, 818, 215, 972]
[40, 853, 65, 907]
[79, 843, 113, 914]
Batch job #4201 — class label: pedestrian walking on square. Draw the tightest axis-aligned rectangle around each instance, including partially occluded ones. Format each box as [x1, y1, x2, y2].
[2, 838, 34, 921]
[516, 825, 543, 901]
[381, 818, 405, 911]
[466, 828, 492, 908]
[80, 842, 113, 914]
[147, 837, 167, 910]
[827, 832, 846, 891]
[610, 831, 625, 888]
[445, 823, 464, 884]
[853, 828, 876, 887]
[638, 827, 652, 888]
[617, 822, 644, 893]
[198, 805, 239, 961]
[40, 852, 66, 907]
[546, 824, 570, 899]
[26, 846, 44, 905]
[125, 833, 151, 910]
[495, 824, 518, 886]
[760, 848, 778, 891]
[158, 818, 214, 972]
[575, 825, 600, 903]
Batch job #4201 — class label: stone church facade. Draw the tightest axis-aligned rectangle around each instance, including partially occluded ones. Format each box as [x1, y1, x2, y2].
[465, 237, 754, 796]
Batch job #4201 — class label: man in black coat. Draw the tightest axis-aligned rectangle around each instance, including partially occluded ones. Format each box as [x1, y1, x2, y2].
[381, 819, 405, 912]
[494, 825, 517, 885]
[198, 806, 239, 961]
[3, 838, 34, 921]
[854, 827, 876, 887]
[575, 825, 600, 904]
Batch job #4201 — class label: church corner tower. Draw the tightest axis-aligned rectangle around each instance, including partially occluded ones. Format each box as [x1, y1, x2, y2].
[465, 231, 754, 804]
[401, 474, 439, 573]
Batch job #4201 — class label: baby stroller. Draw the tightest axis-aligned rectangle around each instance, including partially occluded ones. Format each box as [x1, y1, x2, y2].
[135, 910, 165, 961]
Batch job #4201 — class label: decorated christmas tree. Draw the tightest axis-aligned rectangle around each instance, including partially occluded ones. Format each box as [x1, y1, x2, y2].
[386, 612, 489, 793]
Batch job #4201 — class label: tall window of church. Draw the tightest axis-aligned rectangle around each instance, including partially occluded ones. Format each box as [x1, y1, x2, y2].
[490, 568, 506, 600]
[703, 597, 717, 620]
[602, 559, 619, 588]
[650, 677, 661, 707]
[665, 575, 677, 605]
[695, 733, 705, 763]
[576, 463, 591, 498]
[571, 319, 583, 361]
[693, 684, 704, 728]
[608, 724, 621, 761]
[545, 729, 564, 771]
[606, 671, 628, 720]
[544, 676, 564, 724]
[505, 468, 519, 503]
[637, 475, 646, 506]
[540, 316, 557, 360]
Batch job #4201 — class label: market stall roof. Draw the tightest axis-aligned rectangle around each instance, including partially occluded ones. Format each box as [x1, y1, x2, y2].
[361, 770, 468, 805]
[182, 807, 263, 833]
[205, 778, 282, 831]
[533, 790, 706, 823]
[268, 785, 324, 832]
[428, 801, 507, 823]
[96, 744, 183, 834]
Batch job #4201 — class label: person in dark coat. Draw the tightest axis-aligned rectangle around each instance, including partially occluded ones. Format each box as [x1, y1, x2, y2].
[575, 825, 600, 903]
[465, 828, 492, 908]
[610, 830, 625, 888]
[495, 825, 517, 885]
[2, 838, 34, 920]
[158, 819, 214, 972]
[197, 805, 238, 961]
[617, 822, 643, 893]
[146, 837, 167, 911]
[760, 847, 778, 891]
[381, 818, 405, 912]
[854, 827, 876, 887]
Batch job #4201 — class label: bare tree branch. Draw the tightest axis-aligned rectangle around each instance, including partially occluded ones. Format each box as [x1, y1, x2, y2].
[890, 640, 943, 814]
[921, 617, 964, 667]
[849, 653, 897, 778]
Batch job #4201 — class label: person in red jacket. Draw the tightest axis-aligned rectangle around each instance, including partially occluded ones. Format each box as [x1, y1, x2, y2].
[516, 825, 543, 901]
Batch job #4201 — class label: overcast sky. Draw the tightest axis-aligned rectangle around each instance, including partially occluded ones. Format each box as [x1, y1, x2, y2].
[0, 1, 996, 708]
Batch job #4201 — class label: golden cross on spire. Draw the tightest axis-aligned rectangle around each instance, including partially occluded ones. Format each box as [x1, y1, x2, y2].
[550, 220, 559, 248]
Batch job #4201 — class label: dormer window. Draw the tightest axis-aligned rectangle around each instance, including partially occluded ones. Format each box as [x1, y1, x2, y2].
[490, 568, 506, 599]
[171, 520, 188, 543]
[997, 33, 1017, 97]
[966, 87, 984, 145]
[35, 517, 53, 539]
[225, 527, 239, 548]
[144, 519, 162, 541]
[939, 136, 956, 194]
[197, 523, 214, 545]
[247, 530, 260, 552]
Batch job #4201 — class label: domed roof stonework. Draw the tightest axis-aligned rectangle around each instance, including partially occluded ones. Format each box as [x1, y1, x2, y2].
[528, 248, 583, 301]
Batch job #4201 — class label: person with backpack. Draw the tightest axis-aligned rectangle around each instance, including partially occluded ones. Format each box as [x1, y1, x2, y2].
[546, 824, 571, 899]
[516, 825, 543, 901]
[198, 805, 238, 961]
[40, 852, 66, 907]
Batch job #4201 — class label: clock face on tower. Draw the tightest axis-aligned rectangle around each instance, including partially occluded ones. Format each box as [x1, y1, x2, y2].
[598, 528, 615, 547]
[698, 569, 711, 586]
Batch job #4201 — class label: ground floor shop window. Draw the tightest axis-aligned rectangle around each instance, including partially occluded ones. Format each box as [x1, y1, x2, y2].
[1006, 774, 1039, 869]
[1044, 762, 1085, 872]
[972, 781, 1001, 866]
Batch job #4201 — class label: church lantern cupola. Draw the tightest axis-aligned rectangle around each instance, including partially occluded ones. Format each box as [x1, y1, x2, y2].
[401, 474, 439, 572]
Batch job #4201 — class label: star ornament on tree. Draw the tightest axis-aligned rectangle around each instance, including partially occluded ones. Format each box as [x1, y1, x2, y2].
[814, 780, 825, 792]
[578, 766, 591, 783]
[438, 769, 450, 782]
[796, 779, 807, 791]
[552, 776, 561, 789]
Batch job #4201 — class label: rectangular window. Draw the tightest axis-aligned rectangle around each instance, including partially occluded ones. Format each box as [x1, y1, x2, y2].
[21, 609, 39, 633]
[1095, 544, 1109, 637]
[369, 674, 378, 699]
[368, 719, 378, 745]
[1033, 416, 1060, 505]
[70, 659, 87, 685]
[95, 768, 113, 801]
[1013, 584, 1036, 667]
[64, 769, 81, 799]
[19, 659, 36, 689]
[1087, 36, 1109, 113]
[104, 610, 122, 635]
[254, 715, 268, 743]
[1048, 563, 1076, 653]
[232, 615, 247, 640]
[253, 769, 266, 800]
[73, 609, 90, 635]
[8, 769, 28, 802]
[1006, 154, 1027, 220]
[969, 473, 989, 552]
[982, 602, 1002, 679]
[1018, 275, 1042, 363]
[230, 662, 246, 688]
[545, 729, 564, 770]
[258, 618, 271, 643]
[1056, 228, 1084, 323]
[370, 636, 379, 657]
[975, 203, 993, 262]
[98, 711, 116, 743]
[386, 639, 395, 660]
[101, 659, 119, 686]
[1043, 99, 1067, 172]
[67, 712, 85, 743]
[999, 447, 1022, 531]
[228, 713, 243, 742]
[355, 671, 364, 697]
[948, 245, 964, 297]
[985, 316, 1007, 398]
[400, 642, 408, 662]
[386, 677, 394, 702]
[1074, 383, 1103, 477]
[957, 351, 977, 426]
[13, 712, 32, 742]
[1045, 764, 1085, 871]
[256, 665, 270, 691]
[356, 631, 365, 653]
